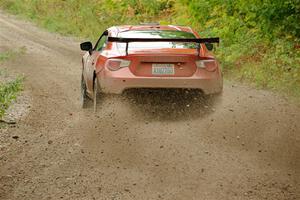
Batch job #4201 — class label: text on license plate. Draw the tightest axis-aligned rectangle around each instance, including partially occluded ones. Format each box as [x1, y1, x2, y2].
[152, 64, 175, 75]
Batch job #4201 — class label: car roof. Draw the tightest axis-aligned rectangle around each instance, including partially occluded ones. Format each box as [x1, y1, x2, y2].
[108, 25, 196, 36]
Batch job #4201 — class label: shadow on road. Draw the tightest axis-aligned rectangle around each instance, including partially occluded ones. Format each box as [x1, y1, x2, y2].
[121, 88, 221, 122]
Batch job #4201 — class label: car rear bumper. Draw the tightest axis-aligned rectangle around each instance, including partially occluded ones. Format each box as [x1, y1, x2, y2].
[98, 67, 223, 94]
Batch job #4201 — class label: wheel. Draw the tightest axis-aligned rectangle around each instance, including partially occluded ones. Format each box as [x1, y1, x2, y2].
[80, 74, 89, 108]
[93, 77, 99, 113]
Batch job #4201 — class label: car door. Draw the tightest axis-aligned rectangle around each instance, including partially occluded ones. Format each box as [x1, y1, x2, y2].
[84, 31, 108, 96]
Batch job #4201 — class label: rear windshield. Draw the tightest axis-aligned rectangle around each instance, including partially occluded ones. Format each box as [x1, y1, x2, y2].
[117, 30, 198, 50]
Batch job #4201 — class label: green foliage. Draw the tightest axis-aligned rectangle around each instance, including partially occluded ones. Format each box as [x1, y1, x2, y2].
[0, 0, 299, 97]
[173, 0, 300, 97]
[0, 77, 23, 118]
[0, 0, 172, 40]
[231, 40, 300, 96]
[175, 0, 300, 38]
[0, 48, 25, 118]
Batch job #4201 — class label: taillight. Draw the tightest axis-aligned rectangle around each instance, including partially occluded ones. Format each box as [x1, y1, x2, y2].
[196, 59, 217, 72]
[105, 59, 131, 71]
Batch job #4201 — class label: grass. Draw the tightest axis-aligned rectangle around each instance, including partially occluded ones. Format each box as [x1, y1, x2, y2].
[0, 47, 27, 62]
[223, 40, 300, 97]
[0, 0, 169, 41]
[0, 77, 23, 118]
[0, 48, 25, 119]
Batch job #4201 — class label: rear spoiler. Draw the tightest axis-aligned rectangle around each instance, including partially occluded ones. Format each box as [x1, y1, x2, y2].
[107, 37, 220, 55]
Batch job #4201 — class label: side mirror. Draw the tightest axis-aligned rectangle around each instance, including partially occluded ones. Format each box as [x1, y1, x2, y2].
[205, 43, 214, 51]
[80, 41, 93, 51]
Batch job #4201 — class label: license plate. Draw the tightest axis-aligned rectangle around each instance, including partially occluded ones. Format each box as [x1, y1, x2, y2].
[152, 64, 175, 75]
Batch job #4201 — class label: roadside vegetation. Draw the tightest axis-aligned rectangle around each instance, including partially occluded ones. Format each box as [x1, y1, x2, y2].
[0, 47, 26, 62]
[0, 49, 24, 119]
[0, 77, 23, 119]
[0, 0, 299, 97]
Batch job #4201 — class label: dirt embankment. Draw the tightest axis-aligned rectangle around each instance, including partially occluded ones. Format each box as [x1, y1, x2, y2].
[0, 11, 299, 200]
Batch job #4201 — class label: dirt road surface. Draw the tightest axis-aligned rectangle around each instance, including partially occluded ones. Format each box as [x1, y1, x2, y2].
[0, 11, 299, 200]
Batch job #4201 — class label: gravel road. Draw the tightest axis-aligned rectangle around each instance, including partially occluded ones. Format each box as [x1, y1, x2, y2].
[0, 11, 299, 200]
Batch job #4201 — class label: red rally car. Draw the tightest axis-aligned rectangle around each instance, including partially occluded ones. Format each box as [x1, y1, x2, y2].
[80, 24, 222, 110]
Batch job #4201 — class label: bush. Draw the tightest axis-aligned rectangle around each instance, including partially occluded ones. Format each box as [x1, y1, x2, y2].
[173, 0, 300, 96]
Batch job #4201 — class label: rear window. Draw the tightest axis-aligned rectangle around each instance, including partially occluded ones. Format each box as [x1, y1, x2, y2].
[117, 30, 198, 50]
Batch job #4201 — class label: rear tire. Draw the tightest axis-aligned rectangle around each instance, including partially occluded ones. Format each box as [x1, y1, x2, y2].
[80, 75, 89, 108]
[93, 77, 99, 113]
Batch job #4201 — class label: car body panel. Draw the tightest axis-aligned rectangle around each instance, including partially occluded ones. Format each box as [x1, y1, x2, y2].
[81, 25, 223, 97]
[99, 65, 222, 94]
